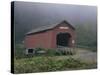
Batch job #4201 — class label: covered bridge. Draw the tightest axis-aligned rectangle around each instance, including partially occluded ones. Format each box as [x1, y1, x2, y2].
[24, 20, 76, 53]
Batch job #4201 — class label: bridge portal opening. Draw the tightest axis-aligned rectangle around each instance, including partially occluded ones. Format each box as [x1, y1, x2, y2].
[56, 33, 71, 47]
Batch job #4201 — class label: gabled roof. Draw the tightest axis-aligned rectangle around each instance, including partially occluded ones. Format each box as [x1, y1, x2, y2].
[26, 20, 75, 35]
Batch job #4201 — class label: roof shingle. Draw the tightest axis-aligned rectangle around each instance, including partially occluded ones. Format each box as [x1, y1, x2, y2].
[26, 20, 75, 35]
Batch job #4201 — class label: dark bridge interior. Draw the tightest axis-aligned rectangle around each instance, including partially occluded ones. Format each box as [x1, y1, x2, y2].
[56, 33, 71, 47]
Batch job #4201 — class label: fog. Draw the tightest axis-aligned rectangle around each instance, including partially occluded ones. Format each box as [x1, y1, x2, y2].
[13, 1, 97, 43]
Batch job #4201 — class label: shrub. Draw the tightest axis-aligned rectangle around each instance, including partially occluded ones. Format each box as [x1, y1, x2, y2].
[14, 56, 95, 73]
[15, 44, 76, 59]
[35, 47, 45, 51]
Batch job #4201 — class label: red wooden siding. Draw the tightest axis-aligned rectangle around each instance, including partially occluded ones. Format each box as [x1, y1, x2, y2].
[24, 21, 76, 49]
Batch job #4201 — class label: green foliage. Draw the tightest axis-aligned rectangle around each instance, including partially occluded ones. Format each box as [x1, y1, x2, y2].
[15, 44, 35, 59]
[14, 44, 97, 74]
[14, 56, 94, 73]
[45, 49, 57, 56]
[35, 47, 45, 51]
[15, 45, 75, 59]
[15, 44, 25, 59]
[75, 24, 97, 51]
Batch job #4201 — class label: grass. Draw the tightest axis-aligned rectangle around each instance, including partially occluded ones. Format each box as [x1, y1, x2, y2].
[15, 44, 75, 59]
[14, 56, 96, 74]
[13, 44, 97, 74]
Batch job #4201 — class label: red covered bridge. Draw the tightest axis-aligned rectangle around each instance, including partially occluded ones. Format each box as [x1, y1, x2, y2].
[24, 20, 76, 53]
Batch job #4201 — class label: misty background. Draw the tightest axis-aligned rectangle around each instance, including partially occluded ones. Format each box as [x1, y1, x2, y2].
[13, 1, 97, 49]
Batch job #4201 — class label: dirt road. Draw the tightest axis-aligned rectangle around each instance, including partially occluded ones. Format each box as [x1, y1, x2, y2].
[72, 48, 97, 63]
[57, 48, 97, 64]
